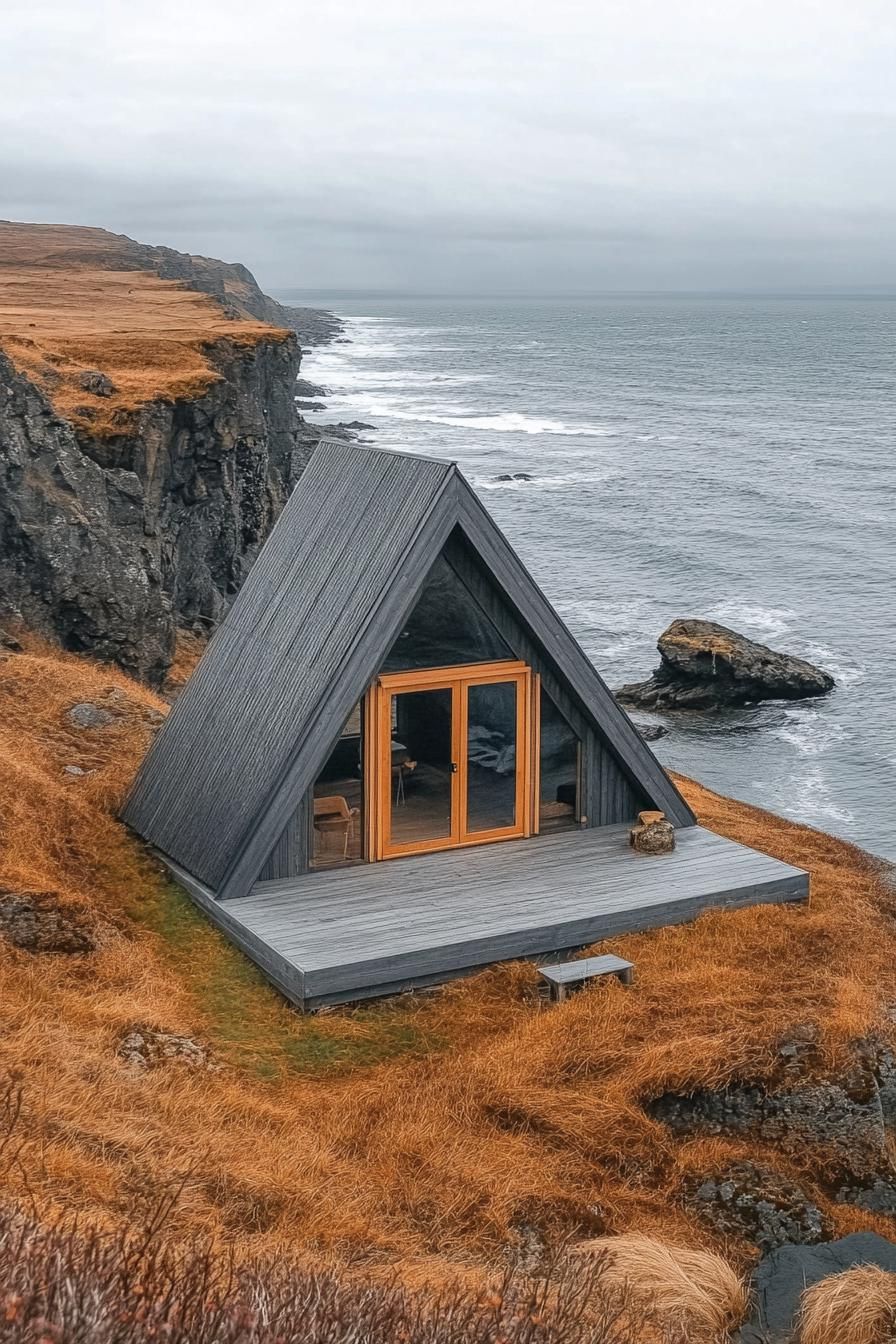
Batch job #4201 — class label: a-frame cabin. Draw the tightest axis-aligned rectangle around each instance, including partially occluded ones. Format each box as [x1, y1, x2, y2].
[123, 441, 808, 1008]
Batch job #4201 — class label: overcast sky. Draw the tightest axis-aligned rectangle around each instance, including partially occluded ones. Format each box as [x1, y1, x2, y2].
[4, 0, 896, 292]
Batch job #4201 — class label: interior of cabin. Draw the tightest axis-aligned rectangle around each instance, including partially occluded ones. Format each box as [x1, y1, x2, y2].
[310, 551, 583, 870]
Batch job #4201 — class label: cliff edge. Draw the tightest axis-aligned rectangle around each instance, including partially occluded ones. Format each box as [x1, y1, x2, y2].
[0, 221, 332, 684]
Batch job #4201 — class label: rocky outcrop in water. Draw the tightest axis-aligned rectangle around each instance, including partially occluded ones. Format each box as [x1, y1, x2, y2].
[616, 618, 835, 709]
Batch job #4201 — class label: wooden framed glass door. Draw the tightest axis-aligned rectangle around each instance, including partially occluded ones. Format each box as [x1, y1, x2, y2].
[372, 662, 531, 859]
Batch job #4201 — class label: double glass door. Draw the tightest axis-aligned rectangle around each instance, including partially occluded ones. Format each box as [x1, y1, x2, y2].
[374, 662, 531, 859]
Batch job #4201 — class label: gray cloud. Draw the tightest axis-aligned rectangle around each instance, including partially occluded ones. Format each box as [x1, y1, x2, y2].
[3, 0, 896, 291]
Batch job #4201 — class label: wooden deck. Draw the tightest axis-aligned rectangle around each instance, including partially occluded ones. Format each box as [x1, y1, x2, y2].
[168, 825, 809, 1010]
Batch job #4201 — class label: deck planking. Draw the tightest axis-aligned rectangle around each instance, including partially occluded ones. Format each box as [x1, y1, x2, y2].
[171, 823, 810, 1008]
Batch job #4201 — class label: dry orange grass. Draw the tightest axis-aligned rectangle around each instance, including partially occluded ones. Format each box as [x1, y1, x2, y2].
[163, 629, 210, 699]
[798, 1265, 896, 1344]
[1, 636, 895, 1285]
[0, 221, 289, 435]
[575, 1235, 747, 1341]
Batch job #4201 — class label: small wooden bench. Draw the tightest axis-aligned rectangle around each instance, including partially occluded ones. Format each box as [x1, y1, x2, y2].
[538, 954, 635, 1003]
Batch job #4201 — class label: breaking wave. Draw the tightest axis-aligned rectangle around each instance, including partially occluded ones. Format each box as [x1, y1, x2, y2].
[367, 407, 615, 435]
[705, 601, 794, 640]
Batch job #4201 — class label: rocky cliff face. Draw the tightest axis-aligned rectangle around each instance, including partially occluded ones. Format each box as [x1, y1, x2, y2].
[0, 222, 337, 685]
[0, 336, 308, 684]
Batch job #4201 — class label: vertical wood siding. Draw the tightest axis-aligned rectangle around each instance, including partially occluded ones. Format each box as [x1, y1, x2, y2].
[258, 790, 311, 881]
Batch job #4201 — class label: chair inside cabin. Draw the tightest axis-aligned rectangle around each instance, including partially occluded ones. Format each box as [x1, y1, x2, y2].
[313, 794, 360, 860]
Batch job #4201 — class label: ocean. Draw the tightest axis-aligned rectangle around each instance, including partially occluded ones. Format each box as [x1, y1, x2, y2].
[290, 295, 896, 860]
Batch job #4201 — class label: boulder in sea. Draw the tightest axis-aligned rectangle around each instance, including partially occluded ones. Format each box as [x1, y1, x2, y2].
[634, 721, 668, 742]
[294, 377, 329, 398]
[493, 472, 534, 482]
[616, 618, 835, 710]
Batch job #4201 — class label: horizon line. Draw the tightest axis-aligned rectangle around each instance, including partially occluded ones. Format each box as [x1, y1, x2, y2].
[274, 285, 896, 302]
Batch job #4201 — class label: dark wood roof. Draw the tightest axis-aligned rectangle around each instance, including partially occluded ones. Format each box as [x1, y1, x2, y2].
[123, 441, 695, 897]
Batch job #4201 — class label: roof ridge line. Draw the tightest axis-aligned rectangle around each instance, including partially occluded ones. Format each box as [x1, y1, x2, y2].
[314, 437, 457, 470]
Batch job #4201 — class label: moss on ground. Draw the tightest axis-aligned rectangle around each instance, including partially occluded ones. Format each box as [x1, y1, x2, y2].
[130, 876, 444, 1078]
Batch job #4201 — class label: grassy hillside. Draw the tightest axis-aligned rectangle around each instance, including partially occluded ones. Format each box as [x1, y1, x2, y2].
[0, 221, 289, 435]
[0, 632, 894, 1282]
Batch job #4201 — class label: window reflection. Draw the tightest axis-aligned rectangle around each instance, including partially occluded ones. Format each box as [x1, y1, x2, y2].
[539, 689, 580, 832]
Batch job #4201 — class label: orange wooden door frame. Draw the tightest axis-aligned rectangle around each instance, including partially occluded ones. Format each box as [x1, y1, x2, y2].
[372, 661, 533, 860]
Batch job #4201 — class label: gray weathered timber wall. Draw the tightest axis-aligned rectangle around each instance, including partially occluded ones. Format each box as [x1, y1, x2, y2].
[219, 466, 461, 900]
[259, 791, 312, 882]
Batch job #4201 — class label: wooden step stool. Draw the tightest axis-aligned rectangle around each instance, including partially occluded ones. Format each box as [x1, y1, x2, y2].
[538, 954, 635, 1003]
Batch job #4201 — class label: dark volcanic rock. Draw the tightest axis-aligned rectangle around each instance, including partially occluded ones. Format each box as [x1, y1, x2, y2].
[76, 369, 115, 397]
[741, 1233, 896, 1344]
[0, 892, 94, 954]
[634, 722, 668, 742]
[0, 233, 345, 686]
[294, 377, 329, 398]
[836, 1176, 896, 1213]
[0, 334, 308, 686]
[650, 1062, 888, 1180]
[494, 472, 534, 482]
[687, 1160, 829, 1253]
[315, 422, 374, 443]
[874, 1043, 896, 1127]
[295, 400, 327, 412]
[655, 1036, 896, 1222]
[616, 618, 835, 710]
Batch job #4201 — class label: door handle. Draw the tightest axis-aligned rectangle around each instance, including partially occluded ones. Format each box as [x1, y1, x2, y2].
[450, 762, 458, 773]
